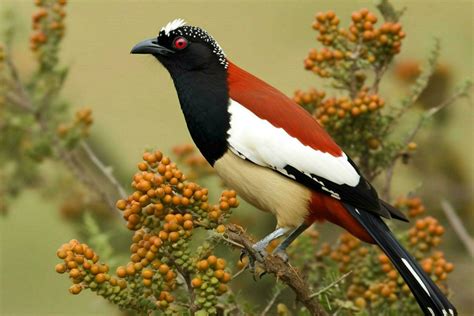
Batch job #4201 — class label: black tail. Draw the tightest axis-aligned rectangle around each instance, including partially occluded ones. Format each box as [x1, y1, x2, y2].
[344, 203, 457, 316]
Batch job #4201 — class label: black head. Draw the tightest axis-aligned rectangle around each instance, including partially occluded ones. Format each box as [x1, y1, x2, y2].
[131, 19, 228, 77]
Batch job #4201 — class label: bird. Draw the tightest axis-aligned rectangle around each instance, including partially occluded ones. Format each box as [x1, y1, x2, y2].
[131, 19, 457, 316]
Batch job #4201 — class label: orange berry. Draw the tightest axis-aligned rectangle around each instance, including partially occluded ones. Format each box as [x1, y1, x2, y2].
[142, 269, 154, 279]
[381, 264, 392, 273]
[169, 232, 180, 242]
[158, 264, 170, 275]
[55, 263, 67, 273]
[116, 266, 127, 278]
[191, 278, 202, 288]
[69, 268, 81, 279]
[222, 272, 232, 283]
[207, 255, 217, 266]
[378, 254, 390, 264]
[218, 284, 228, 294]
[183, 220, 193, 230]
[216, 258, 226, 270]
[216, 225, 225, 233]
[69, 284, 82, 295]
[444, 262, 454, 273]
[95, 273, 106, 284]
[197, 260, 209, 271]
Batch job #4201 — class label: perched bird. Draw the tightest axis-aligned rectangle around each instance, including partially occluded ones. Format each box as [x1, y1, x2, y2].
[131, 19, 457, 316]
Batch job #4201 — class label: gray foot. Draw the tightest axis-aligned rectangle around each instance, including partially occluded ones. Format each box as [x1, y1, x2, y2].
[272, 248, 289, 262]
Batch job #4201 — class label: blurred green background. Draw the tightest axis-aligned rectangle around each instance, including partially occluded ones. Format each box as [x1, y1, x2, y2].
[1, 0, 473, 315]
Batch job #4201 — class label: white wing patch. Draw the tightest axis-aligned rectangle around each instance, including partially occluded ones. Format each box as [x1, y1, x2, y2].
[227, 100, 360, 188]
[161, 18, 186, 36]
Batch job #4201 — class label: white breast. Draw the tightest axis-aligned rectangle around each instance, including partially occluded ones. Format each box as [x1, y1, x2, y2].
[214, 151, 311, 228]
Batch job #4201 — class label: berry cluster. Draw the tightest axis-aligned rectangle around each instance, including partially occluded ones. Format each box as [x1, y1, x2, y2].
[57, 151, 239, 314]
[348, 8, 405, 61]
[30, 0, 67, 67]
[55, 240, 149, 311]
[172, 144, 213, 179]
[116, 150, 237, 230]
[191, 255, 232, 314]
[394, 196, 425, 218]
[307, 9, 406, 82]
[421, 251, 454, 287]
[57, 107, 93, 140]
[408, 216, 446, 253]
[328, 233, 369, 274]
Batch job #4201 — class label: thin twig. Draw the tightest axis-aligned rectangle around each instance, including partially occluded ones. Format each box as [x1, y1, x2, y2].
[403, 83, 471, 146]
[260, 286, 283, 316]
[5, 52, 32, 109]
[80, 141, 127, 198]
[232, 267, 247, 280]
[309, 271, 352, 298]
[441, 200, 474, 258]
[382, 82, 471, 201]
[371, 61, 389, 94]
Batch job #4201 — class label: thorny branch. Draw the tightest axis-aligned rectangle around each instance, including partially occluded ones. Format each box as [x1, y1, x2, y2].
[224, 223, 328, 316]
[309, 271, 352, 299]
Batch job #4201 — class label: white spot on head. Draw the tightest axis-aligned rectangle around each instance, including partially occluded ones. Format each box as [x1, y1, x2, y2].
[401, 258, 430, 296]
[161, 18, 186, 36]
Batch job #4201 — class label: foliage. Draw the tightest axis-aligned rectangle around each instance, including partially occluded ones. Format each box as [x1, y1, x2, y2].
[1, 0, 472, 315]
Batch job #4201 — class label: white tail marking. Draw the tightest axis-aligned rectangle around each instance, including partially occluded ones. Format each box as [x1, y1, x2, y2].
[401, 258, 430, 296]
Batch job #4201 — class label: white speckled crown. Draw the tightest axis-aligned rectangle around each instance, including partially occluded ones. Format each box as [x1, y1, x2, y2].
[159, 18, 228, 68]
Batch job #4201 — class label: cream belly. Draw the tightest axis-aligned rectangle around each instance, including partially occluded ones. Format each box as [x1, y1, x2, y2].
[214, 151, 311, 228]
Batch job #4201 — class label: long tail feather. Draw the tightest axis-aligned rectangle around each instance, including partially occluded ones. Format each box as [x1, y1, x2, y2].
[344, 203, 457, 316]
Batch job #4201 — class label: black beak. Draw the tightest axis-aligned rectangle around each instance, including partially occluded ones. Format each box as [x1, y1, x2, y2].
[130, 38, 174, 55]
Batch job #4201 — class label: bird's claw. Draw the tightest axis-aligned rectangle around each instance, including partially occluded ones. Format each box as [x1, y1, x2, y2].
[239, 245, 269, 279]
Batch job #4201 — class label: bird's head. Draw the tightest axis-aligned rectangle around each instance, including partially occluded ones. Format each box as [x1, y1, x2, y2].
[131, 19, 227, 76]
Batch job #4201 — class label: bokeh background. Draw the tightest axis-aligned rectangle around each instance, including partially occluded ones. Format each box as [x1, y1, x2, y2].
[1, 0, 472, 315]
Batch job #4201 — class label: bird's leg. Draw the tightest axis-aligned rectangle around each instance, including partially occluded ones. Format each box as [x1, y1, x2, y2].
[252, 227, 290, 256]
[240, 227, 290, 271]
[272, 223, 311, 262]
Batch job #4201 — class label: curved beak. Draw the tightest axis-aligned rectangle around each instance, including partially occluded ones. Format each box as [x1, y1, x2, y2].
[130, 38, 174, 55]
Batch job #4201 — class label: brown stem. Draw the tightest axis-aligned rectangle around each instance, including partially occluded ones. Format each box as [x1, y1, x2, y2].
[177, 267, 199, 315]
[224, 224, 327, 316]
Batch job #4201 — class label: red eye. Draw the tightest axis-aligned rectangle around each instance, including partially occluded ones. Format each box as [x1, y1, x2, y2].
[173, 37, 188, 50]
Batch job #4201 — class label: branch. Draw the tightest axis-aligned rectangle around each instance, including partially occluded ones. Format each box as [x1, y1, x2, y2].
[309, 271, 352, 298]
[4, 54, 126, 216]
[80, 142, 127, 198]
[382, 81, 472, 201]
[375, 0, 405, 22]
[441, 200, 474, 258]
[224, 223, 327, 316]
[177, 268, 199, 315]
[403, 80, 472, 146]
[260, 286, 283, 316]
